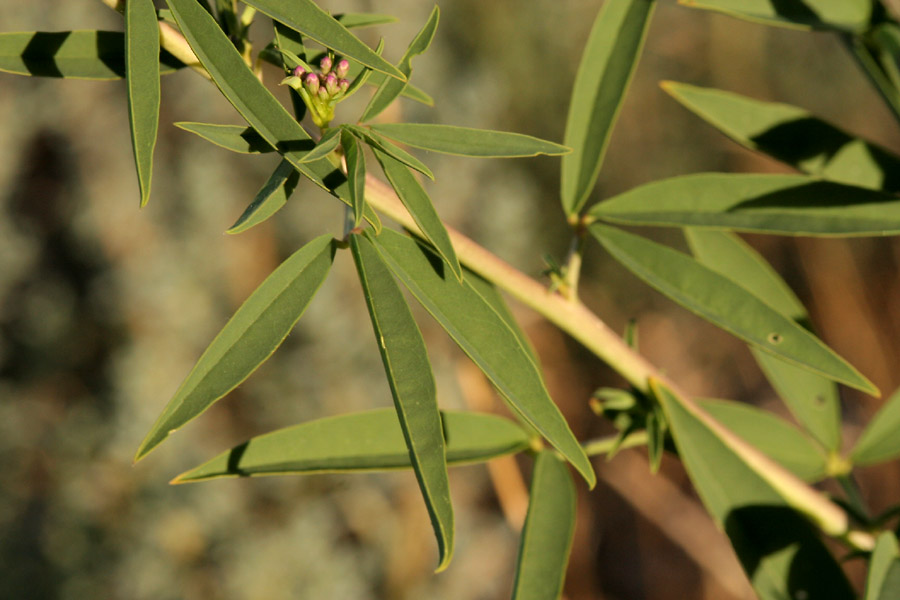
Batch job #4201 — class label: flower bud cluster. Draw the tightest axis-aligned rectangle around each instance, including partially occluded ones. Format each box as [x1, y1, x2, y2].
[282, 55, 352, 127]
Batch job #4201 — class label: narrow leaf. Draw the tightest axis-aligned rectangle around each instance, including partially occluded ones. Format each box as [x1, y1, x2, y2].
[175, 122, 274, 154]
[135, 235, 335, 461]
[653, 380, 856, 600]
[686, 228, 842, 451]
[590, 224, 877, 395]
[359, 6, 439, 123]
[347, 125, 434, 180]
[172, 408, 530, 482]
[369, 123, 570, 158]
[370, 229, 595, 487]
[0, 30, 183, 79]
[126, 0, 160, 208]
[866, 532, 900, 600]
[227, 159, 299, 234]
[464, 270, 540, 367]
[662, 81, 900, 192]
[298, 127, 341, 163]
[351, 235, 453, 571]
[678, 0, 871, 33]
[560, 0, 656, 216]
[367, 71, 434, 105]
[698, 398, 827, 481]
[342, 131, 366, 227]
[335, 13, 398, 29]
[590, 173, 900, 236]
[240, 0, 404, 80]
[851, 386, 900, 466]
[371, 149, 461, 281]
[511, 451, 576, 600]
[273, 21, 308, 121]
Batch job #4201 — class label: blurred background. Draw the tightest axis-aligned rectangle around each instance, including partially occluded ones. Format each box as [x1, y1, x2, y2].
[2, 1, 900, 598]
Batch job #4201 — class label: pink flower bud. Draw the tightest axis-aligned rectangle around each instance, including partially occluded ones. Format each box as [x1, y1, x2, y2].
[324, 73, 339, 96]
[334, 59, 350, 78]
[319, 55, 333, 74]
[317, 86, 329, 100]
[292, 65, 305, 78]
[338, 79, 350, 93]
[304, 72, 320, 94]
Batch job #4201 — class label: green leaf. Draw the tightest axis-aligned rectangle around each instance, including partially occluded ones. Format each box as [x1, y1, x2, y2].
[368, 123, 570, 158]
[0, 30, 183, 80]
[172, 408, 530, 482]
[273, 21, 308, 121]
[678, 0, 871, 33]
[135, 235, 335, 461]
[653, 380, 856, 600]
[175, 122, 274, 154]
[240, 0, 404, 80]
[590, 224, 877, 395]
[227, 159, 299, 234]
[342, 131, 366, 227]
[866, 532, 900, 600]
[369, 229, 595, 487]
[351, 235, 453, 571]
[348, 125, 434, 180]
[126, 0, 160, 208]
[511, 451, 576, 600]
[166, 0, 378, 230]
[371, 149, 461, 281]
[851, 386, 900, 466]
[359, 6, 439, 123]
[685, 228, 842, 451]
[298, 127, 341, 163]
[661, 81, 900, 192]
[335, 13, 398, 29]
[589, 173, 900, 236]
[560, 0, 656, 216]
[697, 398, 827, 481]
[367, 71, 434, 105]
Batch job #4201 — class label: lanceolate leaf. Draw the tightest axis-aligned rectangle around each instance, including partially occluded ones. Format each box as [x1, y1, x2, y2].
[298, 127, 342, 163]
[511, 452, 576, 600]
[135, 236, 335, 461]
[126, 0, 160, 208]
[0, 30, 183, 79]
[367, 71, 434, 105]
[368, 123, 570, 158]
[273, 21, 308, 121]
[370, 229, 595, 487]
[335, 13, 398, 29]
[851, 386, 900, 466]
[678, 0, 871, 33]
[685, 229, 842, 451]
[590, 224, 877, 395]
[698, 399, 827, 482]
[653, 380, 856, 600]
[662, 82, 900, 192]
[560, 0, 656, 216]
[346, 125, 434, 180]
[359, 6, 439, 123]
[342, 131, 366, 227]
[590, 173, 900, 236]
[866, 532, 900, 600]
[351, 235, 454, 571]
[371, 148, 461, 281]
[240, 0, 404, 80]
[172, 408, 530, 482]
[227, 159, 299, 234]
[175, 122, 274, 154]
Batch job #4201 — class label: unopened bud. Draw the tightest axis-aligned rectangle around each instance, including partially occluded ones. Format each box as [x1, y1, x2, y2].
[304, 72, 320, 94]
[292, 65, 305, 78]
[319, 55, 333, 74]
[338, 79, 350, 93]
[334, 59, 350, 78]
[317, 86, 329, 100]
[324, 73, 339, 96]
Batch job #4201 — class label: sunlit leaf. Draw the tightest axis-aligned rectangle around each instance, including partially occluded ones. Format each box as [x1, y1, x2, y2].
[342, 130, 366, 227]
[135, 235, 335, 461]
[126, 0, 160, 207]
[298, 127, 341, 163]
[346, 125, 434, 180]
[175, 122, 274, 154]
[359, 6, 439, 122]
[698, 398, 827, 481]
[511, 451, 576, 600]
[851, 386, 900, 466]
[368, 123, 570, 158]
[227, 159, 299, 234]
[351, 235, 453, 571]
[560, 0, 656, 216]
[866, 532, 900, 600]
[335, 13, 398, 29]
[590, 173, 900, 236]
[241, 0, 404, 80]
[370, 229, 595, 487]
[464, 270, 539, 367]
[662, 81, 900, 192]
[273, 21, 308, 121]
[590, 224, 877, 395]
[678, 0, 871, 33]
[172, 408, 530, 482]
[686, 229, 842, 451]
[370, 149, 461, 281]
[0, 30, 183, 79]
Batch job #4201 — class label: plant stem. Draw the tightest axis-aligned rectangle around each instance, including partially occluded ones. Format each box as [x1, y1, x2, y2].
[582, 431, 648, 456]
[844, 34, 900, 123]
[561, 231, 586, 301]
